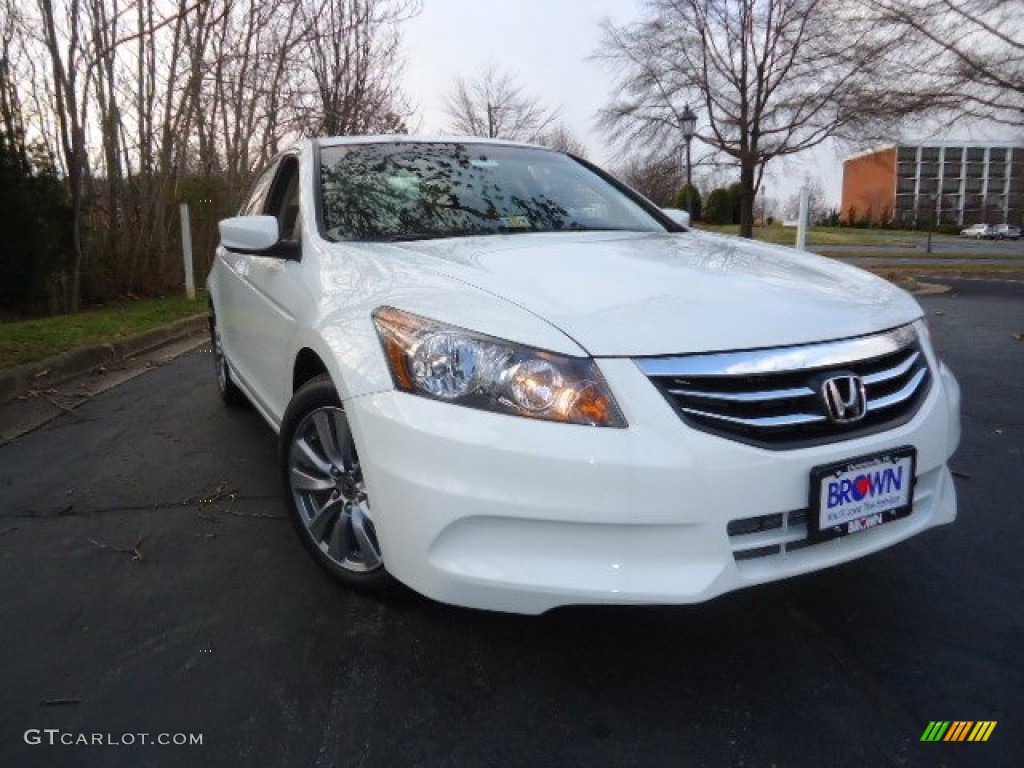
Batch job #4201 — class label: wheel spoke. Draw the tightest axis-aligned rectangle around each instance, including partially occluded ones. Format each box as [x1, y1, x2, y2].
[290, 466, 334, 492]
[308, 494, 343, 541]
[312, 410, 345, 467]
[327, 512, 344, 560]
[350, 504, 382, 569]
[292, 435, 332, 476]
[327, 502, 353, 560]
[331, 411, 358, 470]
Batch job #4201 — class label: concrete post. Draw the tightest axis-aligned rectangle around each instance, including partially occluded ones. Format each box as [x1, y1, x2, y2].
[180, 202, 195, 300]
[795, 187, 810, 251]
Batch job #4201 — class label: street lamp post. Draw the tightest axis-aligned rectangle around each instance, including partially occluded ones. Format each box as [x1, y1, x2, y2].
[926, 193, 939, 255]
[680, 104, 697, 222]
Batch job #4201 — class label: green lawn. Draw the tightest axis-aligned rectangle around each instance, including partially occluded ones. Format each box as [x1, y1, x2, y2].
[0, 294, 207, 369]
[698, 224, 924, 247]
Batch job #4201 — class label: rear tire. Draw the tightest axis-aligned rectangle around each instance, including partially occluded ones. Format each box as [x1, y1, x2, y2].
[280, 375, 394, 592]
[209, 309, 247, 407]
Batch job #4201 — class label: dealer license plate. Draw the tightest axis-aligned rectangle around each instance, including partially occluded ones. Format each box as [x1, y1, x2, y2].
[809, 447, 916, 540]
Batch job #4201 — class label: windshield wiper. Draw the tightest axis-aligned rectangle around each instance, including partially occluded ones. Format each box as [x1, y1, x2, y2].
[376, 233, 455, 242]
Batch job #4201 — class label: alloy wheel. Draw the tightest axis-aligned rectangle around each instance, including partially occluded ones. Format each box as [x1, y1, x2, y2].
[287, 406, 382, 573]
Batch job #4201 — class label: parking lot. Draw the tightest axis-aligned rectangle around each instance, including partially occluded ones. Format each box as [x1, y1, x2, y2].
[1, 277, 1021, 767]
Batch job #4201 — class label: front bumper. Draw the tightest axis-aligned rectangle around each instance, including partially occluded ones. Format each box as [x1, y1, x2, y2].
[347, 358, 960, 614]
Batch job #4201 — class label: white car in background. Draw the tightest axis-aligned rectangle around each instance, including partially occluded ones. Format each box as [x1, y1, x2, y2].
[207, 136, 960, 614]
[993, 224, 1020, 240]
[959, 223, 994, 239]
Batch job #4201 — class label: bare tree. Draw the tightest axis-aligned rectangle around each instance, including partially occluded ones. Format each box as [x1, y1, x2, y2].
[0, 1, 29, 167]
[4, 0, 418, 311]
[782, 176, 826, 222]
[196, 0, 304, 189]
[36, 0, 90, 310]
[536, 123, 589, 157]
[614, 153, 683, 206]
[865, 0, 1023, 127]
[445, 66, 558, 141]
[298, 0, 413, 136]
[596, 0, 948, 237]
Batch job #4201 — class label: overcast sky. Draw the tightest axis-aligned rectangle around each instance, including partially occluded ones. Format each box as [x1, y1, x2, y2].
[400, 0, 1015, 211]
[402, 0, 629, 153]
[400, 0, 850, 209]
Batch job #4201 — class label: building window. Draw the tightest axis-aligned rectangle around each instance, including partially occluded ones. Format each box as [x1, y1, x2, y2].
[942, 162, 962, 179]
[897, 163, 917, 178]
[897, 146, 918, 163]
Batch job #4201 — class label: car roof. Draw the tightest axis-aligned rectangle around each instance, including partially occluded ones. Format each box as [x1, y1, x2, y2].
[311, 134, 555, 152]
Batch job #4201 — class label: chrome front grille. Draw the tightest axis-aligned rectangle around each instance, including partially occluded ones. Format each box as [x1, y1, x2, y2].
[635, 325, 932, 449]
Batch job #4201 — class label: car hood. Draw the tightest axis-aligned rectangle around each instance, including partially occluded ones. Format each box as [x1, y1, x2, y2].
[367, 230, 922, 357]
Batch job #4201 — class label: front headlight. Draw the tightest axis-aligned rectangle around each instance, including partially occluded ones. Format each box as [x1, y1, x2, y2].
[372, 307, 627, 428]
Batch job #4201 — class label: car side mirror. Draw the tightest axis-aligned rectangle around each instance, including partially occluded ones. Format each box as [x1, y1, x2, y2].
[219, 215, 300, 260]
[661, 208, 691, 228]
[220, 215, 279, 251]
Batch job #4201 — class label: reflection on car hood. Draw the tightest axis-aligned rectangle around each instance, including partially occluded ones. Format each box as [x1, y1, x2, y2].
[369, 230, 922, 357]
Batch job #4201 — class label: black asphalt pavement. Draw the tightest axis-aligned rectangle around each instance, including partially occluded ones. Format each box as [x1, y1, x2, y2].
[1, 279, 1022, 768]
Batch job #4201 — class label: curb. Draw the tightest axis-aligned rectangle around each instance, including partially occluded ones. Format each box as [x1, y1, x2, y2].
[0, 314, 209, 404]
[880, 275, 952, 296]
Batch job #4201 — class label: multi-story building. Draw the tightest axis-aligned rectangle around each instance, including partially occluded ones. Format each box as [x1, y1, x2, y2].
[841, 142, 1024, 227]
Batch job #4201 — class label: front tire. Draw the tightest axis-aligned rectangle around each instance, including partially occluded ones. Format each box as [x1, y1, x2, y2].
[280, 375, 393, 592]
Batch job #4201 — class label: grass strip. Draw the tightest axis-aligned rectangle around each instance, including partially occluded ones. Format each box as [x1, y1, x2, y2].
[0, 294, 206, 369]
[698, 224, 923, 247]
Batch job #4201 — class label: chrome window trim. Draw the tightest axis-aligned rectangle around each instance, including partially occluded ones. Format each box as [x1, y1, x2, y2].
[634, 324, 919, 377]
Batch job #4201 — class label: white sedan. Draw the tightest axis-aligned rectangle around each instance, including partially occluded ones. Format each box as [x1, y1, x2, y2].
[960, 223, 994, 239]
[207, 136, 960, 614]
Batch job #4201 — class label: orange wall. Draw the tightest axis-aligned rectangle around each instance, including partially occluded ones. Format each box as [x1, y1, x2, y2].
[841, 148, 896, 223]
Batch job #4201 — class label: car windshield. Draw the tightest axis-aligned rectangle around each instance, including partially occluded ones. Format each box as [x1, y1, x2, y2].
[319, 142, 665, 242]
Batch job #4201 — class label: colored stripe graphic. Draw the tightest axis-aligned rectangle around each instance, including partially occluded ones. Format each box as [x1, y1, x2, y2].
[921, 721, 949, 741]
[944, 721, 973, 741]
[921, 721, 996, 742]
[968, 722, 997, 742]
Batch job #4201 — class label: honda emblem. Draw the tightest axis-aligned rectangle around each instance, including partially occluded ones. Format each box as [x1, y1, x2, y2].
[822, 375, 867, 423]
